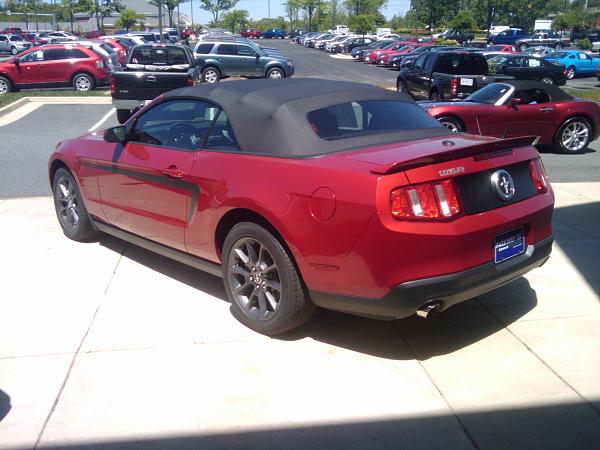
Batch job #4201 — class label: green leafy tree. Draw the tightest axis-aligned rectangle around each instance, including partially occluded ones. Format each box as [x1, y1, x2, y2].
[115, 8, 139, 31]
[61, 0, 92, 32]
[221, 8, 249, 33]
[284, 0, 302, 29]
[200, 0, 239, 26]
[343, 0, 386, 16]
[249, 16, 287, 31]
[349, 14, 375, 36]
[164, 0, 184, 27]
[448, 9, 476, 32]
[299, 0, 318, 31]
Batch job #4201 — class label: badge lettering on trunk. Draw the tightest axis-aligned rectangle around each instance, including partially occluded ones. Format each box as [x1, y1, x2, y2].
[439, 166, 465, 177]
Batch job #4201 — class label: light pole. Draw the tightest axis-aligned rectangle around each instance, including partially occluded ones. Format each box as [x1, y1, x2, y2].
[190, 0, 194, 31]
[268, 0, 271, 19]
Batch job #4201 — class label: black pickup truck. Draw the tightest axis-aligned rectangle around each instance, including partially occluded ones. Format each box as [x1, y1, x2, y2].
[397, 51, 512, 101]
[111, 43, 202, 123]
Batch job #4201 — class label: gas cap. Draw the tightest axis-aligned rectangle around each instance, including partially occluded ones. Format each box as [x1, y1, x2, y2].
[309, 187, 336, 221]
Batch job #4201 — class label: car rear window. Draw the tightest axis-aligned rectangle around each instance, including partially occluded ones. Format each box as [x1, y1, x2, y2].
[306, 100, 441, 140]
[436, 54, 489, 75]
[195, 43, 214, 54]
[67, 49, 89, 59]
[130, 46, 188, 65]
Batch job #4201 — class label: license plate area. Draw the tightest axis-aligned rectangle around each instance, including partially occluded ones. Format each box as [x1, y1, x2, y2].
[494, 227, 525, 264]
[460, 77, 474, 86]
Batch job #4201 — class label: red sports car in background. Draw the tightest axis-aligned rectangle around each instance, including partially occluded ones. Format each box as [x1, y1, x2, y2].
[376, 43, 426, 65]
[420, 80, 600, 153]
[49, 79, 554, 334]
[240, 28, 262, 38]
[364, 41, 411, 63]
[484, 44, 517, 53]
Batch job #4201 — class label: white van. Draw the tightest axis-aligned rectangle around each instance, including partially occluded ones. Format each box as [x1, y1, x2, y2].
[331, 25, 349, 36]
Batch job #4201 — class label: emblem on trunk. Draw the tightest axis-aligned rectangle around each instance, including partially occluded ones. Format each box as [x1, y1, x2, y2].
[491, 169, 515, 201]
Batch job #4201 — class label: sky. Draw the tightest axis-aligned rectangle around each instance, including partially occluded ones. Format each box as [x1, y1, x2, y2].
[176, 0, 413, 25]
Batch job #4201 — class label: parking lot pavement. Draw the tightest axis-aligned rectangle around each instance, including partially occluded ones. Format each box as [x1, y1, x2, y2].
[0, 183, 599, 449]
[0, 102, 116, 198]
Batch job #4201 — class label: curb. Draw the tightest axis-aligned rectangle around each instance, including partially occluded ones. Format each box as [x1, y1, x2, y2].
[0, 96, 112, 119]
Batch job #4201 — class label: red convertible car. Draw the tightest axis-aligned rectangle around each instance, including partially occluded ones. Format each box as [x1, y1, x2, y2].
[420, 80, 600, 154]
[49, 79, 554, 334]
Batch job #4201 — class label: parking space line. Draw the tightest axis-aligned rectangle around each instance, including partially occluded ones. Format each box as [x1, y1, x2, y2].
[0, 102, 43, 127]
[89, 108, 116, 132]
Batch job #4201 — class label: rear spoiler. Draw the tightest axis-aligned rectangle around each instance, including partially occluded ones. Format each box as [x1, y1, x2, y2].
[370, 135, 539, 175]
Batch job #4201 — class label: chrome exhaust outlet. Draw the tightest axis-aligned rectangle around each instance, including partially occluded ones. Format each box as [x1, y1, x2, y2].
[416, 302, 440, 319]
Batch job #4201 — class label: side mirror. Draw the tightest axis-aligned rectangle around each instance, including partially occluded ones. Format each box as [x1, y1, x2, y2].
[104, 125, 127, 143]
[13, 58, 20, 65]
[508, 97, 521, 108]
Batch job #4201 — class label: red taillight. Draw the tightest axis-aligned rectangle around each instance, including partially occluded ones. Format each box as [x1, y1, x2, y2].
[110, 75, 116, 95]
[450, 78, 458, 97]
[391, 179, 461, 220]
[529, 158, 548, 194]
[186, 75, 194, 86]
[563, 69, 568, 75]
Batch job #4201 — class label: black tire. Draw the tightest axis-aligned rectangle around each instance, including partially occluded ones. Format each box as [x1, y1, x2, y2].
[266, 67, 285, 79]
[116, 109, 131, 124]
[52, 168, 98, 241]
[430, 90, 442, 102]
[437, 116, 464, 133]
[397, 80, 406, 93]
[566, 66, 576, 80]
[72, 73, 95, 92]
[519, 43, 528, 51]
[541, 77, 554, 85]
[202, 66, 220, 83]
[10, 46, 18, 55]
[554, 117, 592, 154]
[0, 76, 12, 95]
[222, 222, 315, 335]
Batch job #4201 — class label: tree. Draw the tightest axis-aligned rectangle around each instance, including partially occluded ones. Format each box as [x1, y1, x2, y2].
[348, 14, 375, 36]
[200, 0, 239, 26]
[221, 8, 249, 33]
[165, 0, 184, 27]
[115, 7, 139, 31]
[61, 0, 92, 32]
[284, 0, 302, 29]
[448, 10, 477, 32]
[299, 0, 318, 31]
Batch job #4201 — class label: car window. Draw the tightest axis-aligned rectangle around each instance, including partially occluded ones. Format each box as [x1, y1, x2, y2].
[0, 36, 7, 42]
[19, 50, 44, 62]
[437, 54, 488, 74]
[67, 49, 89, 59]
[237, 45, 256, 56]
[306, 100, 441, 140]
[195, 43, 214, 54]
[44, 48, 68, 60]
[204, 110, 241, 152]
[413, 54, 427, 70]
[464, 83, 512, 104]
[514, 89, 550, 104]
[131, 100, 221, 151]
[216, 44, 237, 55]
[578, 53, 587, 60]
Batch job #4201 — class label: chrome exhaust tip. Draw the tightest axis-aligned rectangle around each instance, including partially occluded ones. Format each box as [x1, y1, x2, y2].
[416, 302, 440, 319]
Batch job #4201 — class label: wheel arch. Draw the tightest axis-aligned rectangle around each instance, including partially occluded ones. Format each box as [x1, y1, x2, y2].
[48, 158, 73, 187]
[0, 72, 14, 85]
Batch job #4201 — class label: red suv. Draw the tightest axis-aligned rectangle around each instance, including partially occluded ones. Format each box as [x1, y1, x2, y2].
[0, 44, 111, 95]
[240, 28, 262, 38]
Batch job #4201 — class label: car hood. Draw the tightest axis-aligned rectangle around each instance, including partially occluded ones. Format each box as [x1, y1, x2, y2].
[340, 134, 537, 174]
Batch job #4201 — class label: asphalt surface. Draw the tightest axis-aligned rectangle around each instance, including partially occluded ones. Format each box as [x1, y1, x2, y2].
[0, 104, 117, 198]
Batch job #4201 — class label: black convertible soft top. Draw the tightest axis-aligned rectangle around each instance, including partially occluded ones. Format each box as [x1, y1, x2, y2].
[499, 80, 574, 102]
[163, 78, 449, 157]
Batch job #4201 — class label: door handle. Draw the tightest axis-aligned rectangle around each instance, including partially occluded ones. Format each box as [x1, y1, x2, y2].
[240, 58, 246, 62]
[161, 166, 183, 178]
[539, 107, 554, 112]
[146, 75, 157, 82]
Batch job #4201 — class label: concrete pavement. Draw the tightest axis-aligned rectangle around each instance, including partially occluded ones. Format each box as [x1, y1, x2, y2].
[0, 183, 600, 449]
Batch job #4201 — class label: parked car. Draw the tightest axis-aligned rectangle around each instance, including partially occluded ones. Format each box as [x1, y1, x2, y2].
[296, 31, 318, 44]
[2, 27, 23, 35]
[49, 78, 554, 334]
[543, 50, 600, 80]
[193, 39, 294, 83]
[484, 44, 516, 53]
[352, 39, 397, 60]
[387, 45, 454, 69]
[398, 51, 503, 101]
[304, 33, 328, 47]
[487, 54, 567, 85]
[570, 27, 600, 44]
[74, 40, 120, 71]
[0, 34, 33, 55]
[20, 32, 43, 46]
[0, 44, 111, 95]
[375, 43, 426, 65]
[325, 35, 355, 52]
[85, 31, 104, 39]
[111, 44, 201, 123]
[310, 34, 334, 48]
[289, 28, 305, 39]
[240, 28, 262, 39]
[333, 36, 376, 53]
[523, 46, 554, 58]
[262, 28, 286, 39]
[487, 28, 529, 45]
[366, 41, 418, 64]
[420, 80, 600, 154]
[93, 38, 128, 65]
[515, 32, 569, 51]
[40, 31, 78, 44]
[435, 29, 474, 44]
[316, 35, 339, 50]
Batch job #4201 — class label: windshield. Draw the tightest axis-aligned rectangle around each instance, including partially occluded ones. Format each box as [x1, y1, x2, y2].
[10, 35, 24, 41]
[548, 52, 568, 58]
[464, 83, 512, 104]
[307, 100, 441, 141]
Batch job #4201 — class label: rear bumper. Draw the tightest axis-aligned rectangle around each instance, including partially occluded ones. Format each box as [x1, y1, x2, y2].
[310, 235, 553, 320]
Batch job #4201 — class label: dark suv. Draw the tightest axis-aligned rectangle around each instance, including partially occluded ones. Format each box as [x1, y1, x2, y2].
[193, 39, 294, 82]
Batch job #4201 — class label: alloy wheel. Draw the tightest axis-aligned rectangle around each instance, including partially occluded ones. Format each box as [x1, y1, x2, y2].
[269, 69, 283, 79]
[440, 120, 460, 133]
[0, 79, 8, 95]
[567, 67, 575, 79]
[55, 175, 80, 232]
[204, 69, 218, 83]
[561, 121, 589, 152]
[75, 76, 91, 91]
[11, 47, 18, 55]
[227, 237, 282, 321]
[541, 77, 554, 85]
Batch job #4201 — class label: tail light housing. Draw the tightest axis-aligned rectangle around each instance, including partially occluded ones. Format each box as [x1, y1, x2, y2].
[450, 78, 458, 98]
[391, 179, 461, 220]
[95, 59, 104, 69]
[186, 75, 195, 86]
[110, 75, 116, 95]
[529, 158, 548, 194]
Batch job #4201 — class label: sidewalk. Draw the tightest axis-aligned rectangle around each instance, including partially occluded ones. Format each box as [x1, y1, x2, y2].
[0, 183, 599, 450]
